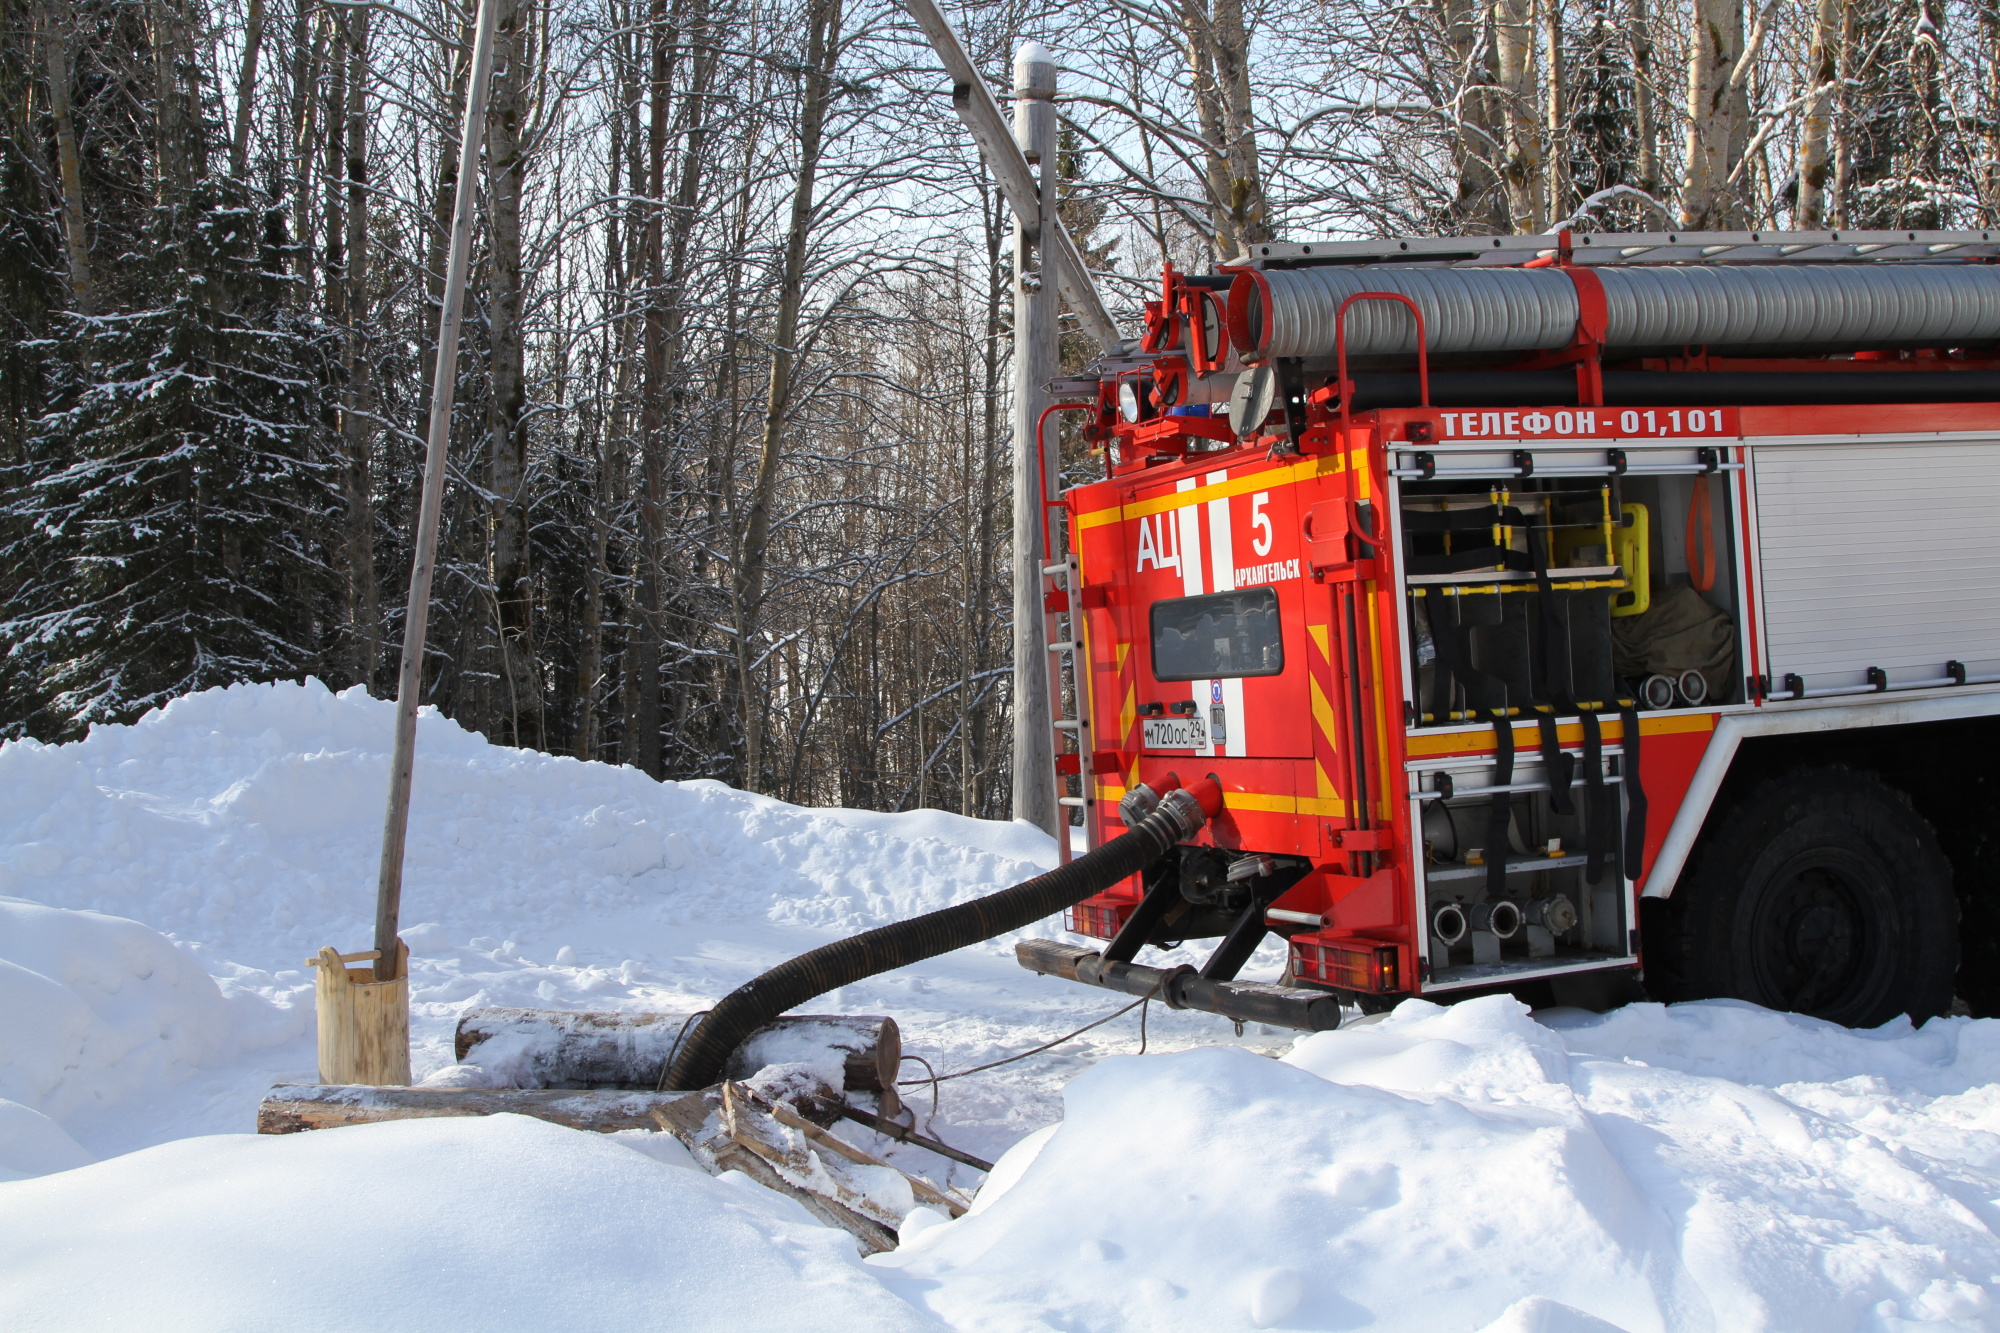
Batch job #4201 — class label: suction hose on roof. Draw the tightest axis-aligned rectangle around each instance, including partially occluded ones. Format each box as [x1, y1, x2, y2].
[663, 779, 1223, 1092]
[1231, 263, 2000, 360]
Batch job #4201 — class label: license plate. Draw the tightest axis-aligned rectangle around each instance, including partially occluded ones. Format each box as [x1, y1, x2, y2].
[1142, 716, 1207, 750]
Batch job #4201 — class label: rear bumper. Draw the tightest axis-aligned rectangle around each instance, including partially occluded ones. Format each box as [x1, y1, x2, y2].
[1015, 939, 1345, 1032]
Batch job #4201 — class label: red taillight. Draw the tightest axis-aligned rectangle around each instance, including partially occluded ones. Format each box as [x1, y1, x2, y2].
[1065, 903, 1132, 940]
[1291, 936, 1400, 992]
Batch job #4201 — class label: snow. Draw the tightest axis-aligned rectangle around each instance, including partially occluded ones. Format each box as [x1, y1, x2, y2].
[4, 679, 2000, 1331]
[0, 895, 300, 1167]
[878, 997, 2000, 1330]
[0, 678, 1124, 1164]
[0, 1112, 942, 1332]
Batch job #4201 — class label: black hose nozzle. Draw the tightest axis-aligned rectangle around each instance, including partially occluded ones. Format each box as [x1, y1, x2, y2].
[662, 780, 1223, 1091]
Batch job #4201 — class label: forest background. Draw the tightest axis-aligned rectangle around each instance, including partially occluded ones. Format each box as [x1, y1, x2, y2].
[0, 0, 1979, 816]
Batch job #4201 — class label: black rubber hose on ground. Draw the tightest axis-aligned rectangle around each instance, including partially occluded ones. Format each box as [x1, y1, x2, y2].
[663, 781, 1222, 1091]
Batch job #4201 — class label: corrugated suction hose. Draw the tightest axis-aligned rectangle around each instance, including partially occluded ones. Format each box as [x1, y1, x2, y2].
[663, 779, 1223, 1091]
[1233, 262, 2000, 360]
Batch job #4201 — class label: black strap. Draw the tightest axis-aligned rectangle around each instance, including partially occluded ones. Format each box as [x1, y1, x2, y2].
[1424, 597, 1462, 721]
[1581, 709, 1611, 885]
[1523, 524, 1568, 698]
[1535, 711, 1575, 815]
[1405, 546, 1534, 576]
[1352, 497, 1379, 561]
[1521, 520, 1575, 814]
[1400, 505, 1528, 534]
[1486, 713, 1513, 901]
[1426, 593, 1505, 719]
[1402, 506, 1532, 576]
[1619, 703, 1648, 883]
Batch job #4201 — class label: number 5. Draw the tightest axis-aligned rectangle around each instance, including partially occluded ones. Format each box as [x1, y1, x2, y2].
[1250, 492, 1273, 556]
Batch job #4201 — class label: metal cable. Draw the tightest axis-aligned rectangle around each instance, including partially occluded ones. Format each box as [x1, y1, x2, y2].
[894, 977, 1171, 1126]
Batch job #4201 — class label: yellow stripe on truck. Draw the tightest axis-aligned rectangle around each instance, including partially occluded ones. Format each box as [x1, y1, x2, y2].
[1090, 783, 1344, 818]
[1224, 790, 1350, 817]
[1074, 453, 1350, 530]
[1404, 710, 1717, 758]
[1310, 673, 1339, 755]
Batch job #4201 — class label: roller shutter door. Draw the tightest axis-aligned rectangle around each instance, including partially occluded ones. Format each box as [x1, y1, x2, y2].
[1754, 437, 2000, 689]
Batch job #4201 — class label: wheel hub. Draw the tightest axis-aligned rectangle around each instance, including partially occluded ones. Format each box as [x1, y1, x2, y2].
[1754, 863, 1868, 1014]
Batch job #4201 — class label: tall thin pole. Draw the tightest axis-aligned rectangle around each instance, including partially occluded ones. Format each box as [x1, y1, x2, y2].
[373, 0, 501, 982]
[1009, 41, 1059, 836]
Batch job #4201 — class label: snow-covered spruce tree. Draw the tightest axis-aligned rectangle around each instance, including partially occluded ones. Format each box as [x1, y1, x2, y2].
[1, 180, 338, 736]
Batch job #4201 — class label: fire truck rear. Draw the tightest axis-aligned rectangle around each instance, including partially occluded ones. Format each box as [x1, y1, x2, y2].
[1016, 228, 2000, 1030]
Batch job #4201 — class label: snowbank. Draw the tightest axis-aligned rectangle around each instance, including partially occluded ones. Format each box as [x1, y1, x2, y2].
[877, 996, 2000, 1332]
[0, 1112, 942, 1332]
[0, 679, 1054, 970]
[0, 897, 303, 1169]
[0, 679, 1083, 1159]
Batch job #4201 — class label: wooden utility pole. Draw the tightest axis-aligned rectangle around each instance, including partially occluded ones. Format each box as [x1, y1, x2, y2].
[1009, 41, 1058, 836]
[901, 1, 1121, 831]
[373, 0, 500, 983]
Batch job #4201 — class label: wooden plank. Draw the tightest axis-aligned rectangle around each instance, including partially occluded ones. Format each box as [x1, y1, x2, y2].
[654, 1089, 900, 1253]
[716, 1083, 910, 1233]
[300, 949, 382, 965]
[766, 1099, 966, 1217]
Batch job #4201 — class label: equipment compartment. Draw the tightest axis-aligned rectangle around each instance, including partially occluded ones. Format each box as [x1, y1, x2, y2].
[1394, 453, 1745, 988]
[1410, 751, 1636, 987]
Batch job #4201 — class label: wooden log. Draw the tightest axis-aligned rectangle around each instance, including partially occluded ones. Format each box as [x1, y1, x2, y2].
[452, 1008, 900, 1106]
[311, 942, 410, 1086]
[726, 1015, 901, 1108]
[257, 1085, 700, 1136]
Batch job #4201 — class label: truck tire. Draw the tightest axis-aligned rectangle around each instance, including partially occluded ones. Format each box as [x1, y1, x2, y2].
[1650, 765, 1957, 1028]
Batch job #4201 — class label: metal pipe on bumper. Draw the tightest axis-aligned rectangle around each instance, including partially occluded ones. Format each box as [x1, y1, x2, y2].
[1015, 940, 1345, 1032]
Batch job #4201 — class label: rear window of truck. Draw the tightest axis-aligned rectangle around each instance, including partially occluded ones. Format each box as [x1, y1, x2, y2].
[1150, 587, 1284, 680]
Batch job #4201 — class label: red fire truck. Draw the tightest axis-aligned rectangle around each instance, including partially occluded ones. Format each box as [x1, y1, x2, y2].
[1018, 228, 2000, 1030]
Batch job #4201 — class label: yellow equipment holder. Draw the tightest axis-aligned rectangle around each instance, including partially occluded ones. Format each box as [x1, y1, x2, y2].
[1551, 499, 1649, 617]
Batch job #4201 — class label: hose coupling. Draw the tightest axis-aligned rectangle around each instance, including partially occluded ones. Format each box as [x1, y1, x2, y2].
[1431, 901, 1469, 946]
[1470, 899, 1522, 940]
[1526, 894, 1578, 934]
[1119, 771, 1180, 826]
[1156, 777, 1224, 839]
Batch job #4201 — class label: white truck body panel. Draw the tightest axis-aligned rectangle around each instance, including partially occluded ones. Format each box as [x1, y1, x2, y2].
[1753, 436, 2000, 690]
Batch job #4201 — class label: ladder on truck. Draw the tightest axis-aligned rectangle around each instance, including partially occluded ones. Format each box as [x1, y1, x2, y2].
[1042, 552, 1092, 865]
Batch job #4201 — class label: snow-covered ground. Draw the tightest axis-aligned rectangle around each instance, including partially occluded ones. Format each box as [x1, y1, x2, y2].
[4, 681, 2000, 1331]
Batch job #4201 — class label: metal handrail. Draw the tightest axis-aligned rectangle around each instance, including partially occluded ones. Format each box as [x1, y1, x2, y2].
[1335, 292, 1429, 429]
